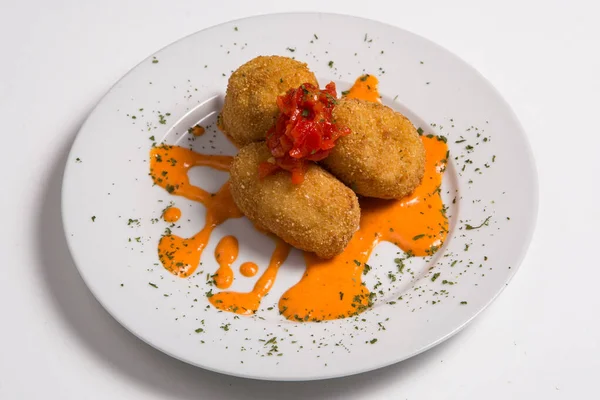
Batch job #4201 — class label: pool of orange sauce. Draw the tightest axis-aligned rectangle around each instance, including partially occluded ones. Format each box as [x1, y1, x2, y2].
[162, 207, 181, 223]
[213, 235, 238, 289]
[239, 262, 259, 277]
[150, 76, 448, 321]
[279, 136, 448, 321]
[344, 74, 381, 103]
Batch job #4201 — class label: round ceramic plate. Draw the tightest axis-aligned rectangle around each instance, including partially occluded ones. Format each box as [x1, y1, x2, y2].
[62, 13, 537, 381]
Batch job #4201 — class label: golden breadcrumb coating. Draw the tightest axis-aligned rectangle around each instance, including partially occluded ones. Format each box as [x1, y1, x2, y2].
[221, 56, 318, 147]
[230, 142, 360, 259]
[323, 98, 425, 199]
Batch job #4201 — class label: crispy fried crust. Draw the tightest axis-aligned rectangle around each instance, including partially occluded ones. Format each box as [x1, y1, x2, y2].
[221, 56, 318, 147]
[230, 142, 360, 259]
[323, 98, 426, 199]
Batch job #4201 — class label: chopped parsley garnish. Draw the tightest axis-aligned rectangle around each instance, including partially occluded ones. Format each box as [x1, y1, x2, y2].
[328, 61, 334, 68]
[417, 127, 424, 135]
[465, 216, 491, 230]
[148, 282, 158, 288]
[91, 216, 96, 222]
[412, 234, 425, 240]
[363, 263, 372, 275]
[431, 273, 440, 282]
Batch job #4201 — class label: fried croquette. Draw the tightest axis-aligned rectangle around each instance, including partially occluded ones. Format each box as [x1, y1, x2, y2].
[322, 98, 426, 199]
[221, 56, 319, 147]
[230, 142, 360, 259]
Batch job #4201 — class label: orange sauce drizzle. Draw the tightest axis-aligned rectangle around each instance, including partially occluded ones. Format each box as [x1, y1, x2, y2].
[149, 145, 243, 277]
[150, 145, 232, 203]
[209, 240, 291, 315]
[344, 74, 381, 103]
[240, 262, 259, 277]
[214, 235, 238, 289]
[279, 136, 448, 321]
[162, 207, 181, 223]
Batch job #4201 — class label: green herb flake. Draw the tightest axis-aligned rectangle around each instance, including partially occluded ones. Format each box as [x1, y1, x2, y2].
[363, 263, 372, 275]
[286, 47, 296, 52]
[412, 234, 425, 241]
[431, 272, 441, 282]
[195, 328, 204, 333]
[465, 216, 491, 230]
[328, 61, 334, 68]
[91, 216, 96, 222]
[460, 301, 468, 305]
[353, 259, 361, 267]
[417, 127, 424, 135]
[149, 282, 158, 288]
[369, 338, 378, 344]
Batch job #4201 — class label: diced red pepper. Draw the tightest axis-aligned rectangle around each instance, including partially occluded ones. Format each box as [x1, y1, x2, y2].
[260, 82, 350, 184]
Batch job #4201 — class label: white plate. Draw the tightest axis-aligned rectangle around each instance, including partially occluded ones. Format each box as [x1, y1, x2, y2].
[62, 13, 537, 381]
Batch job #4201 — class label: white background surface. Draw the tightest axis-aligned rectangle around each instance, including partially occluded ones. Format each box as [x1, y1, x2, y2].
[0, 0, 598, 398]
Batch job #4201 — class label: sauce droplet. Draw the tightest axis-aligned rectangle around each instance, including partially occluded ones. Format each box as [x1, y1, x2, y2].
[190, 125, 205, 136]
[162, 207, 181, 223]
[239, 262, 259, 277]
[214, 235, 238, 289]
